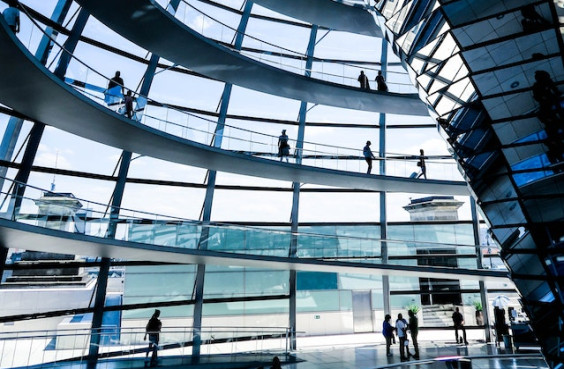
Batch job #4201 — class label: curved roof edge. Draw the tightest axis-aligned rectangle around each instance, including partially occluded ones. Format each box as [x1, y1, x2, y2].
[253, 0, 383, 37]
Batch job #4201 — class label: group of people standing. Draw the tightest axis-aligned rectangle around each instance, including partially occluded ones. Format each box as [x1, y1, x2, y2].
[358, 70, 388, 92]
[383, 311, 419, 360]
[383, 307, 469, 361]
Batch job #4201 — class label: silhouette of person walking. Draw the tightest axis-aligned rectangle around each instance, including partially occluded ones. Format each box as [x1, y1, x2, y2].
[363, 141, 376, 174]
[533, 70, 562, 124]
[452, 307, 468, 345]
[2, 0, 20, 34]
[144, 309, 162, 367]
[375, 71, 388, 92]
[278, 130, 290, 162]
[358, 71, 370, 90]
[416, 149, 427, 179]
[108, 71, 124, 95]
[532, 70, 563, 165]
[124, 90, 135, 119]
[521, 4, 549, 33]
[106, 71, 125, 105]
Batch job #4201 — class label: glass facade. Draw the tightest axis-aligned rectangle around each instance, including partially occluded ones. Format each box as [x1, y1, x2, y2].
[371, 0, 564, 366]
[1, 0, 549, 367]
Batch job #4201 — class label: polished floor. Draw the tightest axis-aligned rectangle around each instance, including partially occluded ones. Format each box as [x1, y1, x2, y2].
[22, 332, 544, 369]
[288, 334, 544, 369]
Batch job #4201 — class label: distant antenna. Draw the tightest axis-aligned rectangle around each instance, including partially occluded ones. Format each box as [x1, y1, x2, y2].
[50, 150, 59, 191]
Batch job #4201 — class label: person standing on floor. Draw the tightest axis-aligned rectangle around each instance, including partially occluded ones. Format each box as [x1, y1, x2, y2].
[452, 307, 468, 345]
[358, 70, 370, 90]
[363, 140, 376, 174]
[416, 149, 427, 179]
[375, 71, 388, 92]
[278, 129, 290, 162]
[144, 309, 162, 366]
[383, 314, 395, 356]
[396, 313, 413, 360]
[408, 310, 420, 359]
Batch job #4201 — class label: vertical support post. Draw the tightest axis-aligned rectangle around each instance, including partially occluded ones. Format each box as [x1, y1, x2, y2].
[87, 0, 170, 352]
[288, 25, 318, 351]
[9, 0, 86, 217]
[0, 0, 72, 188]
[53, 8, 90, 79]
[0, 245, 8, 285]
[87, 151, 132, 366]
[471, 197, 491, 342]
[9, 123, 44, 216]
[378, 38, 391, 316]
[192, 1, 253, 361]
[87, 257, 110, 368]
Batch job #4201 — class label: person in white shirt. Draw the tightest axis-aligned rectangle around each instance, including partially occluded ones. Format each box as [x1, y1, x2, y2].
[396, 313, 413, 360]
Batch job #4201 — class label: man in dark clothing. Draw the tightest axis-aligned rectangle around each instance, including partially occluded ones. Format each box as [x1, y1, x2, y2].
[358, 71, 370, 90]
[108, 71, 124, 95]
[408, 310, 420, 359]
[375, 71, 388, 92]
[278, 129, 290, 162]
[452, 307, 468, 345]
[124, 90, 135, 119]
[382, 314, 395, 356]
[416, 149, 427, 179]
[144, 309, 162, 366]
[363, 140, 376, 174]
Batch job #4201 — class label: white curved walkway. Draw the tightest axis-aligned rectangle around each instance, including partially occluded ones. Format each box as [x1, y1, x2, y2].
[0, 21, 468, 195]
[252, 0, 382, 37]
[0, 219, 508, 281]
[73, 0, 428, 116]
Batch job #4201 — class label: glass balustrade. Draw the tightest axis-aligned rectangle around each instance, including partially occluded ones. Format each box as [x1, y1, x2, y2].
[156, 0, 416, 92]
[0, 326, 291, 368]
[1, 178, 479, 267]
[13, 9, 461, 180]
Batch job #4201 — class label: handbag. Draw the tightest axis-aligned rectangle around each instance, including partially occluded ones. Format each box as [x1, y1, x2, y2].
[404, 339, 409, 346]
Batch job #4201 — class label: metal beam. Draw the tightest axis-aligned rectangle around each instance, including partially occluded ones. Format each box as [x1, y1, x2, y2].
[0, 0, 73, 189]
[471, 197, 491, 342]
[191, 1, 253, 361]
[379, 38, 391, 316]
[289, 24, 318, 350]
[54, 8, 90, 79]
